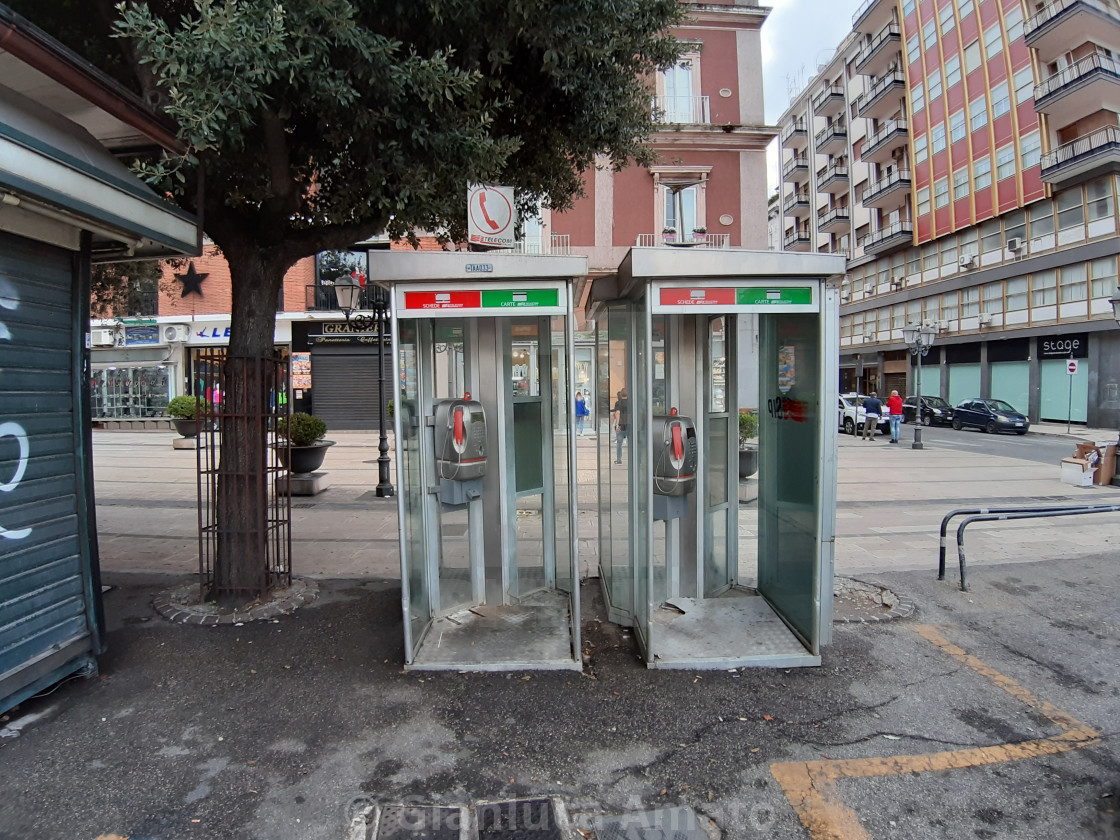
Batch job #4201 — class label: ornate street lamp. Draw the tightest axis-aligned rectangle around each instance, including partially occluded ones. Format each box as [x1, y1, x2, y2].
[903, 323, 937, 451]
[334, 272, 395, 497]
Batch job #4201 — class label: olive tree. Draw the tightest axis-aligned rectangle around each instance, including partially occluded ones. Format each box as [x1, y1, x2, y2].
[15, 0, 685, 598]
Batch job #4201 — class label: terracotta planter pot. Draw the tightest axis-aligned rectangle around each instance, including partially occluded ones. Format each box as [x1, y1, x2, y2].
[172, 418, 198, 438]
[277, 440, 335, 475]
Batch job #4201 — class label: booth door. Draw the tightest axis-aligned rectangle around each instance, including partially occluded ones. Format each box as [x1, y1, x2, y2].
[756, 313, 823, 652]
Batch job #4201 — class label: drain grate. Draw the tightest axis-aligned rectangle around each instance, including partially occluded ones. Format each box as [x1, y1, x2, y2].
[592, 807, 708, 840]
[291, 503, 316, 509]
[375, 805, 462, 840]
[477, 798, 560, 840]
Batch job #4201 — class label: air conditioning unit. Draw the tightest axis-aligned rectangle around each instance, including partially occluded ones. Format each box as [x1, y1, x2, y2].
[162, 324, 190, 343]
[937, 320, 949, 331]
[890, 276, 904, 289]
[864, 282, 875, 294]
[1006, 237, 1023, 252]
[958, 254, 976, 269]
[978, 312, 993, 325]
[865, 331, 877, 342]
[91, 329, 116, 347]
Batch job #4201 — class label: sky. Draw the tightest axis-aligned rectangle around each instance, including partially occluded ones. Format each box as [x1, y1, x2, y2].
[760, 0, 864, 193]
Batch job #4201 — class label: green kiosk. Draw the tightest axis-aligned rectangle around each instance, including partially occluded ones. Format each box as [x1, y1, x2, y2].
[372, 252, 588, 670]
[589, 248, 846, 669]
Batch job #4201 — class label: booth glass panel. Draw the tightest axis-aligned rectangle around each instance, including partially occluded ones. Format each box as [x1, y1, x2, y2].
[396, 320, 430, 656]
[633, 298, 652, 647]
[650, 314, 670, 605]
[603, 304, 634, 617]
[596, 317, 614, 604]
[757, 313, 822, 648]
[550, 316, 573, 595]
[512, 320, 551, 598]
[704, 317, 734, 596]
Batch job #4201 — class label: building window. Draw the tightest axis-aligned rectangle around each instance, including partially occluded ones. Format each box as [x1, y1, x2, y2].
[1029, 202, 1054, 237]
[982, 281, 1004, 313]
[840, 315, 852, 340]
[953, 166, 970, 199]
[1021, 131, 1041, 168]
[970, 94, 988, 131]
[1091, 256, 1118, 298]
[928, 68, 942, 102]
[903, 0, 916, 13]
[914, 134, 929, 163]
[940, 4, 955, 34]
[980, 218, 1002, 252]
[932, 122, 947, 153]
[992, 83, 1010, 118]
[1057, 188, 1085, 231]
[923, 19, 937, 50]
[1031, 269, 1057, 306]
[923, 243, 938, 269]
[907, 34, 921, 65]
[983, 24, 1003, 59]
[945, 55, 962, 89]
[950, 110, 966, 143]
[959, 0, 975, 20]
[934, 177, 950, 208]
[661, 59, 697, 123]
[663, 183, 699, 234]
[1014, 66, 1034, 105]
[996, 145, 1016, 180]
[974, 155, 992, 189]
[917, 186, 931, 215]
[1088, 177, 1114, 221]
[961, 286, 980, 318]
[964, 40, 982, 74]
[923, 296, 940, 322]
[940, 236, 958, 266]
[1004, 209, 1026, 243]
[912, 81, 925, 113]
[907, 249, 921, 276]
[1006, 277, 1028, 310]
[1005, 6, 1024, 42]
[1060, 263, 1087, 302]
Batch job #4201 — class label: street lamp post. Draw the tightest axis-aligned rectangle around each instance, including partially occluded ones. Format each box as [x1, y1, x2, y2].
[334, 273, 395, 497]
[903, 323, 937, 451]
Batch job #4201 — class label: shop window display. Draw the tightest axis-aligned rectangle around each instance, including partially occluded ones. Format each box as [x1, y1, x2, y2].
[91, 366, 171, 418]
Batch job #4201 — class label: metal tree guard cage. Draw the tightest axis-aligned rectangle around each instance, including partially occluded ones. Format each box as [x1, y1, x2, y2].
[195, 352, 292, 601]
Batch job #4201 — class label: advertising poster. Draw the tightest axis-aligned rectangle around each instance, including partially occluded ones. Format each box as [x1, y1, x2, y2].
[290, 352, 311, 390]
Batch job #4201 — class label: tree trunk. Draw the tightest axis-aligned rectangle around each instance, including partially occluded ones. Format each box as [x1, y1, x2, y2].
[211, 244, 289, 602]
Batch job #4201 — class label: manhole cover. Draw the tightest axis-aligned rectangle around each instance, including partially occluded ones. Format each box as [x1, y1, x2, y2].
[477, 798, 560, 839]
[592, 807, 707, 840]
[376, 805, 462, 840]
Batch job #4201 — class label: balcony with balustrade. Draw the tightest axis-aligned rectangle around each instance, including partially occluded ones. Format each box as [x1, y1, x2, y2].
[636, 232, 731, 248]
[817, 162, 850, 193]
[783, 153, 810, 183]
[861, 118, 908, 164]
[860, 219, 913, 255]
[852, 0, 892, 36]
[854, 23, 901, 78]
[818, 206, 851, 233]
[1025, 0, 1120, 61]
[812, 84, 846, 117]
[783, 191, 812, 217]
[815, 121, 848, 154]
[855, 70, 906, 120]
[1040, 124, 1120, 187]
[783, 228, 812, 251]
[781, 117, 809, 149]
[861, 169, 911, 208]
[1033, 53, 1120, 130]
[652, 95, 711, 125]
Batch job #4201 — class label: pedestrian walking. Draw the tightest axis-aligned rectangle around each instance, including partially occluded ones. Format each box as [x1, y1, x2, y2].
[575, 391, 589, 436]
[862, 391, 882, 440]
[886, 389, 904, 444]
[612, 388, 629, 463]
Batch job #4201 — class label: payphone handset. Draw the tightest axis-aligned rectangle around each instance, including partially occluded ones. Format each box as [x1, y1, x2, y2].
[433, 398, 488, 481]
[651, 411, 698, 496]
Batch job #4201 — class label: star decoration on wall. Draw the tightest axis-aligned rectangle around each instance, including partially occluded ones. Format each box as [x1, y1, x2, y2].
[176, 263, 208, 297]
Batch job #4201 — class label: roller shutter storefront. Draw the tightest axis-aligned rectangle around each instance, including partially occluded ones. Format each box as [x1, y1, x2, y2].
[311, 345, 392, 430]
[0, 230, 102, 714]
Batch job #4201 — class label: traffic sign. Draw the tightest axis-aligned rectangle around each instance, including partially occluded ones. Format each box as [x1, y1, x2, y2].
[1067, 359, 1079, 375]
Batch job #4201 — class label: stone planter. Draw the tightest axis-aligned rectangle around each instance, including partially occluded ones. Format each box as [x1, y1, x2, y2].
[171, 418, 199, 438]
[277, 440, 335, 475]
[738, 444, 758, 479]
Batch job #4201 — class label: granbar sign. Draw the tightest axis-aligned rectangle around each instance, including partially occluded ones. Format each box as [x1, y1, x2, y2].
[1040, 333, 1087, 359]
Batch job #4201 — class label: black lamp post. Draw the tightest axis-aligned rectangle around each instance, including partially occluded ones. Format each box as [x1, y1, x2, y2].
[334, 273, 395, 497]
[903, 323, 937, 451]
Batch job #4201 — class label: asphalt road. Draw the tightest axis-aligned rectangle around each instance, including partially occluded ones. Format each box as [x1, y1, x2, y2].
[869, 422, 1090, 465]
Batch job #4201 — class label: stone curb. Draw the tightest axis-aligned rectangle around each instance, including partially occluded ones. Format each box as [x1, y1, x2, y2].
[152, 577, 319, 625]
[833, 576, 917, 625]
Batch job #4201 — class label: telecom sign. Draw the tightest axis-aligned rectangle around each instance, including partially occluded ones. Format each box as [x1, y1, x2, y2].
[467, 185, 516, 248]
[656, 285, 817, 312]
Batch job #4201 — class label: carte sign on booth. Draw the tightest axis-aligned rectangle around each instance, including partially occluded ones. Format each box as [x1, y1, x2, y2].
[467, 185, 515, 248]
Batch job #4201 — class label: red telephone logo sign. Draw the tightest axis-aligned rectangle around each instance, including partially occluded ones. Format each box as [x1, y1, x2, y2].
[468, 186, 513, 244]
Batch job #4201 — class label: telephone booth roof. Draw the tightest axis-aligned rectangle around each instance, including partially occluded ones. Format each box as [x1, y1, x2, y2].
[366, 251, 588, 284]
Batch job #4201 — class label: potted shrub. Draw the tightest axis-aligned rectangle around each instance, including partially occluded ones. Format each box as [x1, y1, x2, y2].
[276, 412, 335, 474]
[662, 226, 677, 244]
[738, 409, 759, 479]
[166, 395, 209, 438]
[692, 226, 707, 243]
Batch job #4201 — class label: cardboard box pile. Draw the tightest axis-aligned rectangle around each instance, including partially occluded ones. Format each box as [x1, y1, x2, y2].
[1060, 441, 1118, 487]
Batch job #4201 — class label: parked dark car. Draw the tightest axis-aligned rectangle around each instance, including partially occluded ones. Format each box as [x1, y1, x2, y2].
[952, 399, 1030, 434]
[902, 395, 954, 426]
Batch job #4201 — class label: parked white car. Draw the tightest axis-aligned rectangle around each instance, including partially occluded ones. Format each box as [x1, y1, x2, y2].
[837, 393, 891, 436]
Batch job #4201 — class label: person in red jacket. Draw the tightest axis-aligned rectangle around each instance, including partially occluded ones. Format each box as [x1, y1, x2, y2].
[886, 390, 904, 444]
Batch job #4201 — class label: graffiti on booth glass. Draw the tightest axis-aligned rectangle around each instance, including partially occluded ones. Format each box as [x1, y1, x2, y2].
[0, 275, 32, 540]
[767, 392, 807, 423]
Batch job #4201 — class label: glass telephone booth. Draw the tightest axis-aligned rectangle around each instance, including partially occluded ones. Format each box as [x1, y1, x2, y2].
[372, 252, 588, 670]
[591, 248, 846, 668]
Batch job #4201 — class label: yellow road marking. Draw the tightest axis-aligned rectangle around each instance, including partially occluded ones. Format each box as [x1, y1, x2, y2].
[770, 624, 1100, 840]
